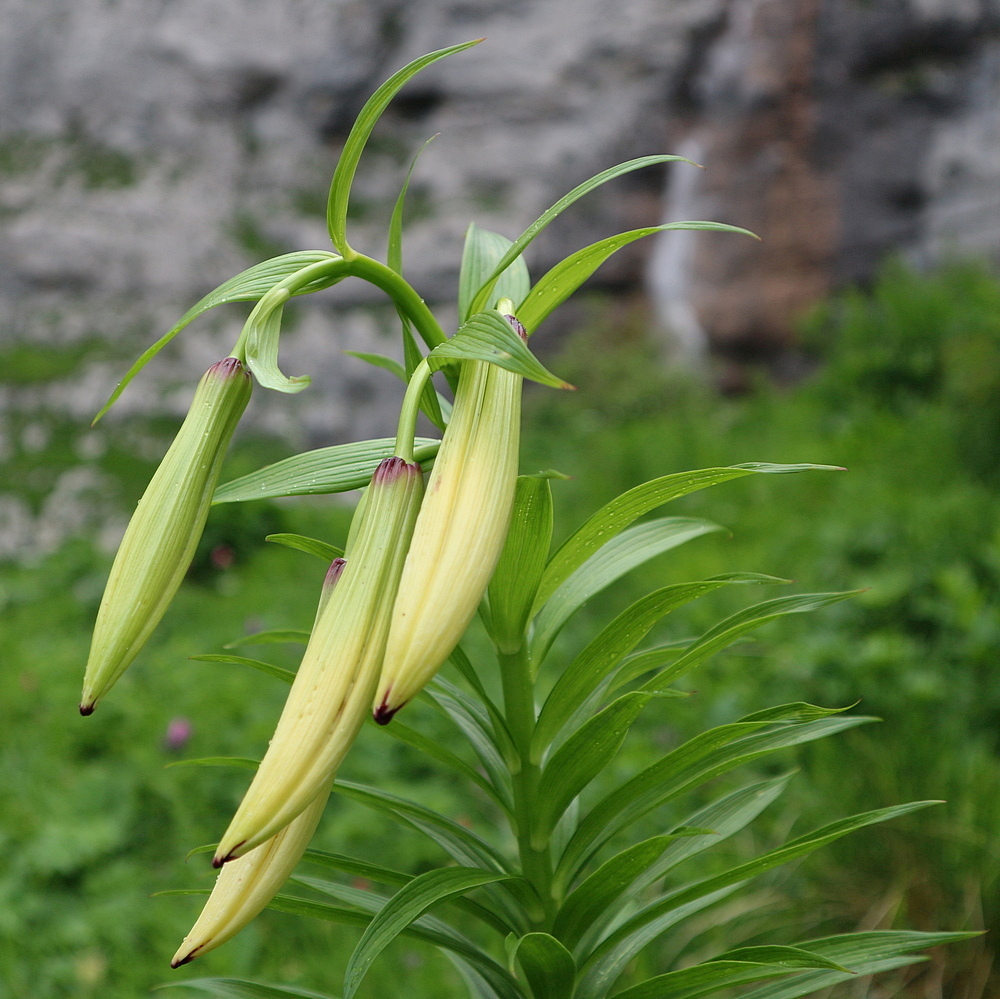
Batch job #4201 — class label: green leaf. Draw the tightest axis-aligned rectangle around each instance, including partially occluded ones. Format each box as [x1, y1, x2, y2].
[562, 775, 793, 956]
[533, 575, 780, 759]
[189, 653, 295, 685]
[555, 711, 874, 892]
[343, 867, 513, 999]
[511, 933, 576, 999]
[592, 801, 940, 991]
[459, 224, 532, 322]
[165, 756, 259, 771]
[154, 977, 334, 999]
[378, 717, 512, 815]
[534, 464, 841, 613]
[530, 517, 729, 662]
[243, 289, 310, 394]
[428, 310, 572, 389]
[326, 40, 482, 252]
[488, 475, 554, 654]
[736, 931, 980, 999]
[267, 892, 522, 999]
[223, 629, 310, 648]
[93, 251, 341, 422]
[264, 534, 344, 562]
[301, 849, 411, 887]
[641, 591, 861, 692]
[332, 780, 512, 874]
[388, 135, 437, 275]
[468, 155, 698, 317]
[608, 951, 842, 999]
[213, 437, 440, 503]
[534, 692, 660, 843]
[518, 221, 757, 334]
[344, 350, 407, 381]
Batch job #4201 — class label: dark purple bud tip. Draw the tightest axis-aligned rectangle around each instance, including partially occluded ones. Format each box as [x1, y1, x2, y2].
[373, 695, 402, 726]
[372, 456, 420, 485]
[504, 315, 528, 341]
[79, 702, 95, 717]
[170, 952, 195, 969]
[324, 557, 348, 588]
[207, 357, 249, 380]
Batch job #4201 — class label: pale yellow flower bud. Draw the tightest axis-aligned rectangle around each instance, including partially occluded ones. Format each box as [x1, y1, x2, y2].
[213, 456, 423, 864]
[373, 328, 523, 723]
[170, 786, 329, 967]
[81, 358, 252, 714]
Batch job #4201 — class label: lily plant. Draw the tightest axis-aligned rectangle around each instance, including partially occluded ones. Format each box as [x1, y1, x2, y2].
[80, 39, 971, 999]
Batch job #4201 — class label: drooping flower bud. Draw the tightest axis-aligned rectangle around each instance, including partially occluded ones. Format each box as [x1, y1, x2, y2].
[373, 321, 523, 723]
[170, 785, 329, 967]
[80, 358, 252, 714]
[213, 456, 423, 864]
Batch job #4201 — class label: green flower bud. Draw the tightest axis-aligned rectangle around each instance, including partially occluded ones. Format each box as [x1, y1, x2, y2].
[373, 336, 522, 724]
[213, 456, 423, 865]
[170, 785, 330, 967]
[80, 358, 252, 714]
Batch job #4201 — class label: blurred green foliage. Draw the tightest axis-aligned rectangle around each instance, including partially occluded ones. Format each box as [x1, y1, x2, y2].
[1, 257, 998, 996]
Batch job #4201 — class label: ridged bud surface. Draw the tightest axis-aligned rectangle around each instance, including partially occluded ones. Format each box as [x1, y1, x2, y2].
[213, 457, 423, 863]
[373, 354, 521, 723]
[81, 358, 252, 713]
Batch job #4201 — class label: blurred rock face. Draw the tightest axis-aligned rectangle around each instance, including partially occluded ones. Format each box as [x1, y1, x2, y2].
[2, 0, 999, 430]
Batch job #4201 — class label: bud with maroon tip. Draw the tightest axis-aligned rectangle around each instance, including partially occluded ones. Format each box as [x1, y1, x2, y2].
[80, 358, 252, 714]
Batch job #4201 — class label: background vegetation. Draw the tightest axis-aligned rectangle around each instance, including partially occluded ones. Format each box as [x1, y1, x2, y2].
[1, 258, 997, 997]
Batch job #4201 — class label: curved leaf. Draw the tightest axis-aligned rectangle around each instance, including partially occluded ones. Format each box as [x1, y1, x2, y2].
[343, 868, 513, 999]
[534, 464, 842, 614]
[428, 311, 572, 388]
[468, 155, 699, 317]
[223, 629, 310, 648]
[459, 224, 531, 321]
[154, 978, 334, 999]
[518, 221, 757, 334]
[512, 933, 576, 999]
[213, 437, 440, 503]
[264, 534, 344, 562]
[530, 517, 729, 662]
[93, 251, 341, 423]
[327, 40, 482, 251]
[189, 653, 295, 685]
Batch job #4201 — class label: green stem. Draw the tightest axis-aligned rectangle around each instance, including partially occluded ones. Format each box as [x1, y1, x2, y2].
[344, 254, 447, 351]
[499, 644, 556, 929]
[394, 359, 433, 462]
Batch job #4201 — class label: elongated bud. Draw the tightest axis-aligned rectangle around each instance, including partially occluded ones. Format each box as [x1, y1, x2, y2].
[170, 785, 329, 967]
[373, 318, 523, 723]
[213, 456, 423, 864]
[80, 358, 252, 714]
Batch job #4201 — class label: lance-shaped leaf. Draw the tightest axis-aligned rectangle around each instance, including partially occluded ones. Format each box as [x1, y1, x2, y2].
[459, 224, 531, 322]
[93, 252, 341, 423]
[153, 978, 335, 999]
[326, 39, 482, 252]
[343, 867, 514, 999]
[190, 654, 295, 685]
[213, 437, 440, 503]
[534, 691, 661, 845]
[468, 154, 699, 317]
[488, 475, 554, 654]
[428, 310, 572, 389]
[580, 801, 939, 999]
[734, 931, 981, 999]
[533, 574, 782, 759]
[534, 463, 842, 614]
[242, 288, 309, 394]
[554, 709, 874, 892]
[223, 630, 310, 648]
[641, 591, 861, 693]
[511, 933, 576, 999]
[264, 534, 343, 562]
[609, 947, 848, 999]
[518, 221, 756, 335]
[531, 517, 728, 663]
